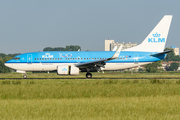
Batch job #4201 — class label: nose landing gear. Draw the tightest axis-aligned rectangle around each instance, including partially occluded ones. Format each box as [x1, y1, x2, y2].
[86, 72, 92, 78]
[23, 74, 27, 79]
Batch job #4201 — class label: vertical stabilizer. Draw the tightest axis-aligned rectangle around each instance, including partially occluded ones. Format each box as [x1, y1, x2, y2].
[125, 15, 172, 52]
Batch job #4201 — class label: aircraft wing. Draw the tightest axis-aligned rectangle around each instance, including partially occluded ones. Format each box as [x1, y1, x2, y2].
[75, 45, 123, 68]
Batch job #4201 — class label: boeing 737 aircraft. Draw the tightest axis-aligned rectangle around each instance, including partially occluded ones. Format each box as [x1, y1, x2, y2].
[5, 15, 172, 78]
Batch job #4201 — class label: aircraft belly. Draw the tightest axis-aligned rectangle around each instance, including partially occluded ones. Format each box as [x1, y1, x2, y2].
[103, 62, 151, 70]
[9, 63, 77, 71]
[24, 63, 57, 71]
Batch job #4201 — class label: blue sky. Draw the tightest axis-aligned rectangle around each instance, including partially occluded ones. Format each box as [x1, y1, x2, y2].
[0, 0, 180, 54]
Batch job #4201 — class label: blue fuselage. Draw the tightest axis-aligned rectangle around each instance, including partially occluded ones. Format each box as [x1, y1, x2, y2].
[6, 51, 165, 64]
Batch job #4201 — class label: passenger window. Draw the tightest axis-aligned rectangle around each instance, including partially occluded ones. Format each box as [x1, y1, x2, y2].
[45, 58, 46, 60]
[60, 58, 62, 60]
[40, 58, 41, 60]
[55, 58, 57, 60]
[78, 58, 80, 60]
[34, 58, 36, 60]
[58, 58, 59, 60]
[37, 58, 39, 60]
[47, 58, 49, 60]
[65, 58, 67, 60]
[42, 58, 44, 60]
[75, 58, 77, 60]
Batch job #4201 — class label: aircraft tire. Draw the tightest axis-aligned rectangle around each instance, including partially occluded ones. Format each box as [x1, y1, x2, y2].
[23, 75, 27, 79]
[86, 73, 92, 78]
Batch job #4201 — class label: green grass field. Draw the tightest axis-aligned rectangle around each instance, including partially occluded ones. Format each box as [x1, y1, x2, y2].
[0, 72, 180, 119]
[1, 71, 180, 78]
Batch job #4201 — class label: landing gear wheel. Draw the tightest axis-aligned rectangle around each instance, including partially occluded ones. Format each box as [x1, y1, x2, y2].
[86, 73, 92, 78]
[23, 74, 27, 79]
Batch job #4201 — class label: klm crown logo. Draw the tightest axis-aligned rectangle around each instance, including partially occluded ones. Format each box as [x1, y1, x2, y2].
[62, 68, 67, 71]
[153, 32, 161, 37]
[42, 53, 53, 58]
[148, 32, 165, 43]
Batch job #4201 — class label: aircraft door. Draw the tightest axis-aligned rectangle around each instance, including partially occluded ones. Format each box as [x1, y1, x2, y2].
[134, 53, 139, 64]
[27, 54, 32, 64]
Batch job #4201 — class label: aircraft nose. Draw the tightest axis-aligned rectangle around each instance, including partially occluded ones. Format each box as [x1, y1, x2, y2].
[4, 63, 9, 67]
[4, 61, 12, 68]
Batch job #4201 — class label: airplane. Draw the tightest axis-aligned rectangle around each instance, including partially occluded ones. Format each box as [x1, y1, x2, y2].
[5, 15, 172, 78]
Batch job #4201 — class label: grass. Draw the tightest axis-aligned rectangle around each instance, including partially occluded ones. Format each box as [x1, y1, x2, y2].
[1, 71, 180, 79]
[1, 79, 180, 99]
[0, 97, 180, 120]
[0, 72, 180, 119]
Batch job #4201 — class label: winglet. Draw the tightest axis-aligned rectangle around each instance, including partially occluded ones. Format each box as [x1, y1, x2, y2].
[112, 46, 117, 51]
[111, 45, 123, 59]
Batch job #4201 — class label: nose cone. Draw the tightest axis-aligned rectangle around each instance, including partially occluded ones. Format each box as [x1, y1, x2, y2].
[4, 60, 13, 68]
[4, 62, 10, 68]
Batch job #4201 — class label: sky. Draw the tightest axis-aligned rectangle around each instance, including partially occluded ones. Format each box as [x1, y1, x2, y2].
[0, 0, 180, 54]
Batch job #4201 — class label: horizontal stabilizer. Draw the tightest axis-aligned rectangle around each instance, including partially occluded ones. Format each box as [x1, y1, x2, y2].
[150, 50, 172, 56]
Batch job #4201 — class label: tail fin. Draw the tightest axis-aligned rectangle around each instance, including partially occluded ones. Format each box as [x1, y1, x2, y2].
[125, 15, 172, 52]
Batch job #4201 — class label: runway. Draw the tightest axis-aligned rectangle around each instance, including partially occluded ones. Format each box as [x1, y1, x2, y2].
[0, 77, 180, 80]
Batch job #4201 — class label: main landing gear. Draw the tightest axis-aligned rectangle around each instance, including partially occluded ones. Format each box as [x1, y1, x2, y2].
[86, 72, 92, 78]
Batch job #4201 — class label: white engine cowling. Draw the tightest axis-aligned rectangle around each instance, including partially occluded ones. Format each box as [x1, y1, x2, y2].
[57, 65, 79, 75]
[57, 65, 69, 75]
[70, 65, 79, 75]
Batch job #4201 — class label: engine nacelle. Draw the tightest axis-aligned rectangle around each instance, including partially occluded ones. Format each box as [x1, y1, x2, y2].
[70, 65, 79, 75]
[57, 65, 79, 75]
[57, 65, 69, 75]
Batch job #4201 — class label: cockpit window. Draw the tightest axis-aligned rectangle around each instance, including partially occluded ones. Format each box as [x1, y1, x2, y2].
[13, 57, 20, 60]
